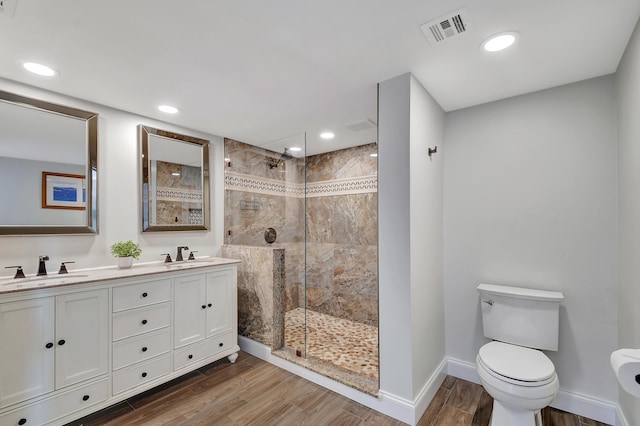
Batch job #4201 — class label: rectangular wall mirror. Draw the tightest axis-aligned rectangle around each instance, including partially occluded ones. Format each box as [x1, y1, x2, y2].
[139, 125, 210, 232]
[0, 90, 98, 235]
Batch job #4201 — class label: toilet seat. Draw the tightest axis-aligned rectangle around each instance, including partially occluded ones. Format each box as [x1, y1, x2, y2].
[478, 342, 556, 387]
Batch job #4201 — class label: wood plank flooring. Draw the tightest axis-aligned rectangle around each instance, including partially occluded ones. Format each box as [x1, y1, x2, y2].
[67, 352, 610, 426]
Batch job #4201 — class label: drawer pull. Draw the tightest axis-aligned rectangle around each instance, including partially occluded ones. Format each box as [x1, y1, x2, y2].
[219, 342, 224, 347]
[141, 319, 148, 325]
[142, 292, 148, 298]
[201, 305, 206, 309]
[207, 303, 212, 308]
[82, 394, 90, 401]
[45, 342, 53, 349]
[18, 419, 27, 425]
[141, 372, 147, 378]
[58, 339, 66, 346]
[188, 354, 193, 359]
[142, 346, 148, 352]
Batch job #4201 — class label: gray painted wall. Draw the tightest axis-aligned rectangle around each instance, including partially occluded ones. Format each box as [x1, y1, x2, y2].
[616, 15, 640, 426]
[378, 73, 446, 415]
[444, 75, 618, 403]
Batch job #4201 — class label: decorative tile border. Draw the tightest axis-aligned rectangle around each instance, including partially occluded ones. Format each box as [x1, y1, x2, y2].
[306, 175, 377, 198]
[224, 172, 304, 197]
[156, 187, 203, 202]
[224, 172, 377, 198]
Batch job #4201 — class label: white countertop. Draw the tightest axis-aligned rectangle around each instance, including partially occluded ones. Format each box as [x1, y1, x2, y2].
[0, 257, 241, 294]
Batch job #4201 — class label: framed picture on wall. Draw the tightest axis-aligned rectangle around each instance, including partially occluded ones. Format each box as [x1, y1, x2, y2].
[42, 171, 86, 210]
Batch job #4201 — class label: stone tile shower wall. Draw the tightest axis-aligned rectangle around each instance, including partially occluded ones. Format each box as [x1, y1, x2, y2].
[305, 144, 378, 326]
[155, 160, 203, 224]
[224, 138, 378, 330]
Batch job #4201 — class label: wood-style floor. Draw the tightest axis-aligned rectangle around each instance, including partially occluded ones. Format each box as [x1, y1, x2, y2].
[68, 352, 609, 426]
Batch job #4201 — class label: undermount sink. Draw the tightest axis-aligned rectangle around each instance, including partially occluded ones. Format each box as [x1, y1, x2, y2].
[0, 274, 89, 286]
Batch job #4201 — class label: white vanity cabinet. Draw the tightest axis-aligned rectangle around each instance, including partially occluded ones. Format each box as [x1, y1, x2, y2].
[0, 260, 239, 426]
[55, 290, 109, 388]
[173, 268, 236, 369]
[0, 298, 55, 407]
[111, 278, 173, 395]
[174, 269, 233, 347]
[0, 289, 108, 408]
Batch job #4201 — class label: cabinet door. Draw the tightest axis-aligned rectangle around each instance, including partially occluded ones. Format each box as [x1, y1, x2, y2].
[174, 274, 207, 348]
[55, 289, 109, 388]
[0, 297, 55, 407]
[205, 270, 233, 338]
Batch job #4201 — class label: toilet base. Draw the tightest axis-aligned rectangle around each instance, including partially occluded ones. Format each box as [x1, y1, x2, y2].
[490, 399, 542, 426]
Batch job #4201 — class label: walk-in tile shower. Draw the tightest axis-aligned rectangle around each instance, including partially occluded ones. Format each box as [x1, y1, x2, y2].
[221, 137, 378, 394]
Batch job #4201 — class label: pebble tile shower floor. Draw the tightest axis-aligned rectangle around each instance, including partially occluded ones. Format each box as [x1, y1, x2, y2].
[284, 307, 379, 380]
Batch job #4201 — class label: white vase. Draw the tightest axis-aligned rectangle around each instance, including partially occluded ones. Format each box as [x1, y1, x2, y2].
[117, 256, 133, 269]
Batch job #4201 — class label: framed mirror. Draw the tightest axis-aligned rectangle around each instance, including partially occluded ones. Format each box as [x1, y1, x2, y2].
[139, 125, 210, 232]
[0, 90, 98, 235]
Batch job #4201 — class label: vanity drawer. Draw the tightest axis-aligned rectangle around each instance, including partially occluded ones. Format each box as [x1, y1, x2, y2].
[113, 279, 171, 312]
[113, 329, 172, 370]
[0, 377, 108, 426]
[112, 354, 171, 395]
[174, 332, 234, 371]
[112, 303, 171, 341]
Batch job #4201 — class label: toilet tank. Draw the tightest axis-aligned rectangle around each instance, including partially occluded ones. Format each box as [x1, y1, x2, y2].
[477, 283, 564, 351]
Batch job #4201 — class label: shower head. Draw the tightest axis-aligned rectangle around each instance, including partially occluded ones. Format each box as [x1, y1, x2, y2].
[280, 148, 293, 161]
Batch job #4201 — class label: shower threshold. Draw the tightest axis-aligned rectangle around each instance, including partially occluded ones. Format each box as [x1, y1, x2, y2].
[273, 308, 379, 396]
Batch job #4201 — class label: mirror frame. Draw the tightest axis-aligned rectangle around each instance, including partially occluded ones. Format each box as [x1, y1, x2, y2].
[0, 90, 98, 235]
[139, 125, 210, 232]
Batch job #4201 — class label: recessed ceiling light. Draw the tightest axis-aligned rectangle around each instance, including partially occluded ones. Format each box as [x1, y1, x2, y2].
[171, 172, 181, 176]
[482, 32, 518, 52]
[320, 132, 335, 139]
[370, 153, 378, 158]
[289, 146, 302, 152]
[158, 105, 179, 114]
[23, 62, 58, 77]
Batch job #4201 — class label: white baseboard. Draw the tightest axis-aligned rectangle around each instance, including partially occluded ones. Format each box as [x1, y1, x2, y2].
[239, 336, 447, 426]
[446, 356, 619, 425]
[616, 404, 630, 426]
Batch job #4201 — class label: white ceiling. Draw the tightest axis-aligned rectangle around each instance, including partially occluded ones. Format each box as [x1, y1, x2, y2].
[0, 0, 638, 156]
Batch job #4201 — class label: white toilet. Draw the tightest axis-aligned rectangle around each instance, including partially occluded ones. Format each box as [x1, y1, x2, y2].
[476, 283, 564, 426]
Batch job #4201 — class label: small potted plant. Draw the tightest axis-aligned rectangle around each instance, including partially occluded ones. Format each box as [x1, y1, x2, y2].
[110, 240, 142, 269]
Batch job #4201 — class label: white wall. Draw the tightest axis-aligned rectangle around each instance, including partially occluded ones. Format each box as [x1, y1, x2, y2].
[409, 76, 445, 398]
[0, 158, 85, 225]
[616, 15, 640, 426]
[0, 78, 225, 275]
[378, 73, 446, 421]
[443, 76, 618, 403]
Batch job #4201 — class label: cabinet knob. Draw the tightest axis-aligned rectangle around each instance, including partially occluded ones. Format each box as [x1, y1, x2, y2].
[219, 342, 224, 347]
[207, 303, 212, 308]
[188, 354, 193, 359]
[142, 347, 148, 352]
[141, 372, 147, 378]
[58, 339, 66, 346]
[45, 342, 53, 349]
[141, 319, 148, 325]
[201, 305, 206, 309]
[18, 419, 27, 425]
[82, 395, 90, 401]
[142, 292, 148, 298]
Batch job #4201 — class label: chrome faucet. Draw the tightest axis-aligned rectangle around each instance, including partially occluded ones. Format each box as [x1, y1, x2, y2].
[176, 246, 189, 262]
[37, 255, 49, 276]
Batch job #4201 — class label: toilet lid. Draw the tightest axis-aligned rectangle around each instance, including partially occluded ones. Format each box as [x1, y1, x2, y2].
[479, 341, 555, 382]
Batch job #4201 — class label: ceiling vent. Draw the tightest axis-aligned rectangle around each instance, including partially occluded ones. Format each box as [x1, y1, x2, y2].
[345, 118, 376, 132]
[420, 8, 471, 46]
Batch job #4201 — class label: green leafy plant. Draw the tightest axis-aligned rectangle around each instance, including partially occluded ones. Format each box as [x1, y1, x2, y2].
[110, 240, 142, 259]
